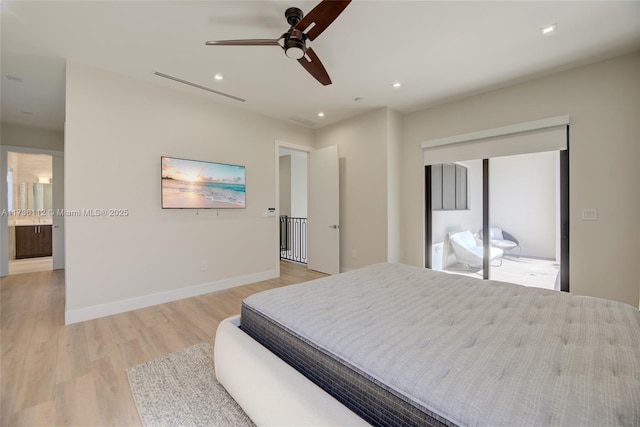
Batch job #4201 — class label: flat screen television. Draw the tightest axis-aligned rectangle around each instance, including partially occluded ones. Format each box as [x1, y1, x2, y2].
[161, 156, 246, 209]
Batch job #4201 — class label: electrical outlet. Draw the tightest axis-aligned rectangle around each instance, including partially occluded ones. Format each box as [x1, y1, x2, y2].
[581, 208, 598, 221]
[200, 261, 208, 271]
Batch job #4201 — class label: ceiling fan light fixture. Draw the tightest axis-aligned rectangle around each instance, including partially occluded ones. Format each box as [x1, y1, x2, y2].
[286, 46, 305, 59]
[284, 38, 306, 59]
[205, 0, 352, 85]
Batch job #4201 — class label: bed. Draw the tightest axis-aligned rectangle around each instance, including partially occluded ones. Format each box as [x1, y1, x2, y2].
[214, 263, 640, 426]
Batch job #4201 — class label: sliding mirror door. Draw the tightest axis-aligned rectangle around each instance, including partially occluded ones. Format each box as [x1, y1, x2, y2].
[428, 160, 487, 279]
[487, 152, 561, 290]
[426, 148, 568, 292]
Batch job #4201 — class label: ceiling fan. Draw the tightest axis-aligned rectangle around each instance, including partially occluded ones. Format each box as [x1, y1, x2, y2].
[205, 0, 351, 86]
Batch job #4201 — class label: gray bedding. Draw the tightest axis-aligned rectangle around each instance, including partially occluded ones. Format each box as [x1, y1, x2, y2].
[242, 263, 640, 426]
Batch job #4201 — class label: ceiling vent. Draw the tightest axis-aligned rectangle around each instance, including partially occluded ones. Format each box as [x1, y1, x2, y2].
[153, 72, 245, 102]
[289, 116, 317, 127]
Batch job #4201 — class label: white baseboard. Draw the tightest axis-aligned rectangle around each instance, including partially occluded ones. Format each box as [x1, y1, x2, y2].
[64, 269, 277, 325]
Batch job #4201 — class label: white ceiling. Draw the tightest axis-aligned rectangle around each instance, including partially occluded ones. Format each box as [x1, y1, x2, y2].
[1, 1, 639, 132]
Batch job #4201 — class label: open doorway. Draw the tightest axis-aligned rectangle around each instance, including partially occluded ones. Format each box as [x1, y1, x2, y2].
[279, 147, 308, 264]
[1, 146, 64, 277]
[487, 152, 561, 288]
[7, 151, 54, 274]
[275, 141, 340, 276]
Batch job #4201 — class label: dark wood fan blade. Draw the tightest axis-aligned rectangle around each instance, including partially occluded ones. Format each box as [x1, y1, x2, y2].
[294, 0, 351, 41]
[297, 47, 331, 86]
[205, 39, 281, 46]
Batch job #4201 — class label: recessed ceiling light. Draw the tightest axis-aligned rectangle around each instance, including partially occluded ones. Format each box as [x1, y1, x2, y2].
[392, 82, 402, 88]
[214, 73, 224, 81]
[317, 112, 325, 117]
[541, 23, 557, 35]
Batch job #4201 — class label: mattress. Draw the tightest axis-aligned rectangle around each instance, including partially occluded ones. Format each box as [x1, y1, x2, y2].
[241, 263, 640, 427]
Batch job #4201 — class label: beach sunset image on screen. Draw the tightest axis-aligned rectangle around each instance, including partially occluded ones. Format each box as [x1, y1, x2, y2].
[161, 156, 246, 209]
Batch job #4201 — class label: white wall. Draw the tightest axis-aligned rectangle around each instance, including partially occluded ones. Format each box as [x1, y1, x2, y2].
[64, 61, 313, 323]
[401, 52, 640, 307]
[386, 109, 402, 263]
[279, 156, 291, 216]
[278, 154, 307, 218]
[290, 155, 307, 218]
[490, 151, 557, 259]
[1, 122, 64, 151]
[313, 108, 389, 271]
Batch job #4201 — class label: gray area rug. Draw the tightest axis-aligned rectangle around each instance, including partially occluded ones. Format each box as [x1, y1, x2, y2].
[127, 341, 255, 427]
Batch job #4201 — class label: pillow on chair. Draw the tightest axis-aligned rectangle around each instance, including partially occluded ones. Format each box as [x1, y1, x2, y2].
[449, 230, 478, 249]
[488, 227, 504, 241]
[449, 230, 504, 268]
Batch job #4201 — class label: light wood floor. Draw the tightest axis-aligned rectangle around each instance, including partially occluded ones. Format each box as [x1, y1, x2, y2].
[8, 257, 54, 275]
[0, 261, 326, 427]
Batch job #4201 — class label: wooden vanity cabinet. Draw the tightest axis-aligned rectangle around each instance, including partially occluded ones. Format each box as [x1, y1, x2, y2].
[15, 225, 53, 259]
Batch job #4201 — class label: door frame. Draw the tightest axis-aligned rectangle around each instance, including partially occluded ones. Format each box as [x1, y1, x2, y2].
[0, 145, 64, 277]
[274, 140, 313, 277]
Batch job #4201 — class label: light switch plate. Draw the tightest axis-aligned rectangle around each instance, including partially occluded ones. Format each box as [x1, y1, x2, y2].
[581, 208, 598, 221]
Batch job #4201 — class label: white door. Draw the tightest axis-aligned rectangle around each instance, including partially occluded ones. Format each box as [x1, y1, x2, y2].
[307, 145, 340, 274]
[52, 154, 65, 270]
